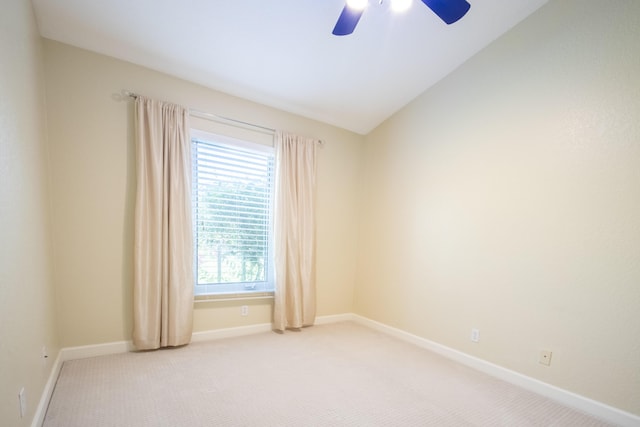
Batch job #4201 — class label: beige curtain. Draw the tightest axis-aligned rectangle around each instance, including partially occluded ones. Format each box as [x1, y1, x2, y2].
[273, 131, 319, 331]
[133, 96, 194, 350]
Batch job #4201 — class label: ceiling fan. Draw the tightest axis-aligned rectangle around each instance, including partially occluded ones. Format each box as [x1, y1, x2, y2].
[332, 0, 471, 36]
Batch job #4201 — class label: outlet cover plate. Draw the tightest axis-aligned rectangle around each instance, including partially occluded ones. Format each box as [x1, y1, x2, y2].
[539, 350, 552, 366]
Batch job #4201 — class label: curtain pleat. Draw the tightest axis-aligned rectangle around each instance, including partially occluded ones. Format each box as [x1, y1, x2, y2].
[273, 131, 318, 331]
[133, 96, 194, 350]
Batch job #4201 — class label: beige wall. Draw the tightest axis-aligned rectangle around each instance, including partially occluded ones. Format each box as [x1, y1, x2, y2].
[43, 40, 363, 348]
[0, 0, 59, 425]
[9, 0, 637, 421]
[355, 0, 640, 415]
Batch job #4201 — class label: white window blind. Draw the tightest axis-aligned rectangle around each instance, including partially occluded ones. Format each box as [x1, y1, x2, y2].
[192, 131, 274, 295]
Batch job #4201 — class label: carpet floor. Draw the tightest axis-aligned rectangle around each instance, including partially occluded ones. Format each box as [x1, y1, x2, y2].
[43, 322, 613, 426]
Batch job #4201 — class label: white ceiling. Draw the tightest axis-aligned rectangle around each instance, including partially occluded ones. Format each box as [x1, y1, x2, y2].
[32, 0, 548, 135]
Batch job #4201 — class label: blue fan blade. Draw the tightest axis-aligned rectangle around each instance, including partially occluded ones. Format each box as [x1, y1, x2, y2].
[332, 5, 365, 36]
[420, 0, 471, 24]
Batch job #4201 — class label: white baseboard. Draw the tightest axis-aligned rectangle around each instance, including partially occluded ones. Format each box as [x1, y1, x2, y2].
[315, 313, 355, 325]
[31, 341, 135, 427]
[31, 313, 351, 426]
[60, 340, 135, 361]
[192, 322, 273, 341]
[33, 313, 638, 427]
[31, 351, 63, 427]
[191, 313, 355, 341]
[55, 313, 352, 360]
[351, 314, 640, 427]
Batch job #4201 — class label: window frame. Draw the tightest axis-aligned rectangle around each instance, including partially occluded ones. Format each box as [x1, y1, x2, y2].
[191, 129, 275, 297]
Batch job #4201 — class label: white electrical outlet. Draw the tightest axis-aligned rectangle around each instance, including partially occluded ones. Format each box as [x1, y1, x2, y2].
[18, 387, 26, 418]
[241, 305, 249, 316]
[539, 350, 552, 366]
[471, 328, 480, 343]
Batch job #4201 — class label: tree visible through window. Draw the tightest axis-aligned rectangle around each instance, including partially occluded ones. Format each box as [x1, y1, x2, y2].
[191, 131, 274, 295]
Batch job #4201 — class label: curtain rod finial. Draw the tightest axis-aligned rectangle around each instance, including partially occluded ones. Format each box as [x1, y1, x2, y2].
[122, 90, 138, 99]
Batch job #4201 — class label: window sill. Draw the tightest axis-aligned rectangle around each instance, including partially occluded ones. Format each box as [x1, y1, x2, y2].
[194, 291, 274, 303]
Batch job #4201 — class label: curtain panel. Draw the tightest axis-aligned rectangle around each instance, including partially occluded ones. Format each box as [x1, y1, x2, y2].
[133, 96, 194, 350]
[273, 131, 319, 331]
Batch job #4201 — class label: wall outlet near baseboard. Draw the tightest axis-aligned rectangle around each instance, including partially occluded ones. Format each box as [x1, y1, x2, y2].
[471, 328, 480, 343]
[539, 350, 552, 366]
[241, 305, 249, 316]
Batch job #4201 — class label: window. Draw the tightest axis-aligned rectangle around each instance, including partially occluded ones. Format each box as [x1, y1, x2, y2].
[191, 130, 275, 296]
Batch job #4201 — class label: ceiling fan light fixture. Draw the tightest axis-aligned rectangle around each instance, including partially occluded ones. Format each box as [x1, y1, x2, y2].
[390, 0, 412, 13]
[345, 0, 368, 11]
[333, 0, 470, 36]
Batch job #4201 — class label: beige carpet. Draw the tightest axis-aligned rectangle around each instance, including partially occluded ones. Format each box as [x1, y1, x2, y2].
[43, 322, 613, 426]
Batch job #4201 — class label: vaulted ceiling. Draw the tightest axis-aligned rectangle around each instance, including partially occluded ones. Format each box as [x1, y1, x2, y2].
[32, 0, 549, 134]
